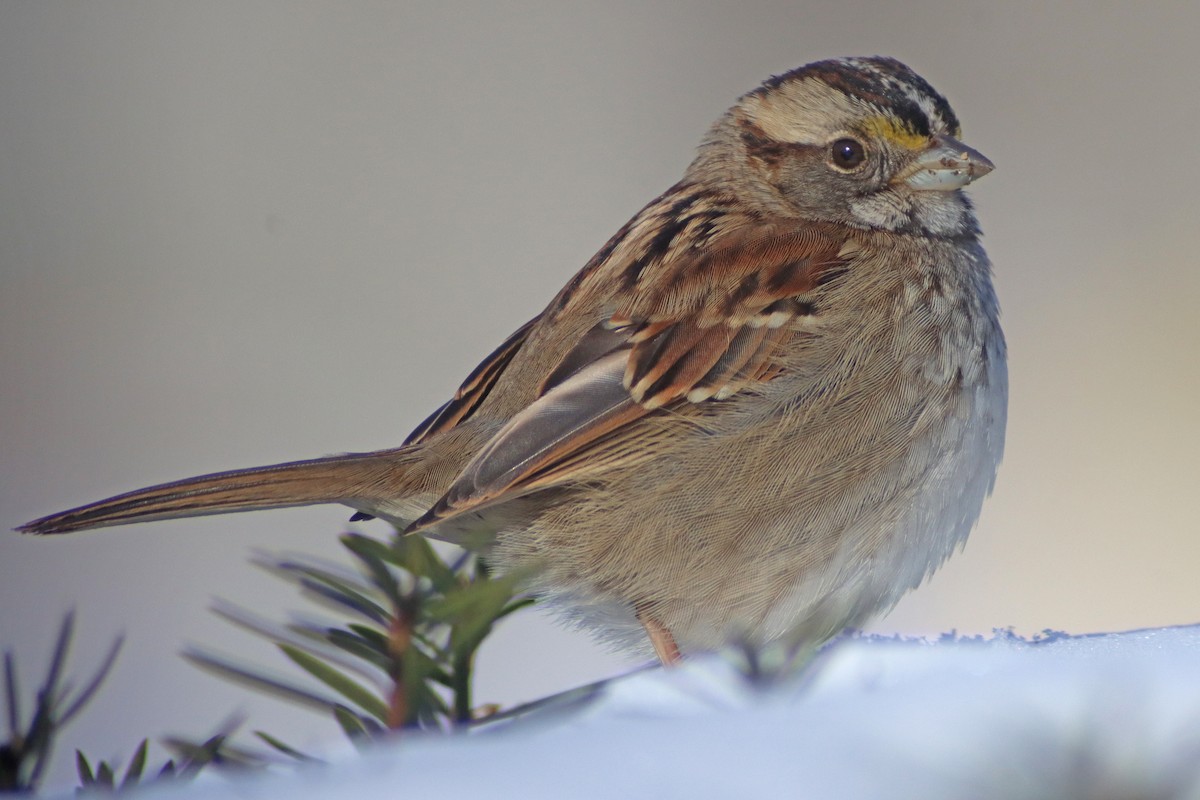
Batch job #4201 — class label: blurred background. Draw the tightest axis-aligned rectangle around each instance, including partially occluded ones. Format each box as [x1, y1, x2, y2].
[3, 1, 1198, 788]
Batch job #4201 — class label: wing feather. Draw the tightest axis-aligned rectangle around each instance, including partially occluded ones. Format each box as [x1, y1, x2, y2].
[408, 191, 854, 533]
[403, 316, 538, 446]
[412, 351, 643, 526]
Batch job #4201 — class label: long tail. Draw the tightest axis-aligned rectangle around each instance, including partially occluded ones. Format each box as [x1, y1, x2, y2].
[17, 448, 420, 535]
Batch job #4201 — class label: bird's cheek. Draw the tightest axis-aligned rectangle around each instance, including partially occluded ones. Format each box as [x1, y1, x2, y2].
[847, 190, 912, 231]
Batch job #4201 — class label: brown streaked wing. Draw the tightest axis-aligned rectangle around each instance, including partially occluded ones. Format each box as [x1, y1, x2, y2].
[616, 223, 850, 323]
[407, 218, 852, 532]
[618, 226, 849, 408]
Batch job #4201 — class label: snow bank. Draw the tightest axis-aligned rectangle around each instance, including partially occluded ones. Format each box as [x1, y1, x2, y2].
[148, 625, 1200, 799]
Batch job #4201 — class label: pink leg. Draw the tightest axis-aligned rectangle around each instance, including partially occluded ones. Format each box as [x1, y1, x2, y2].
[637, 608, 682, 667]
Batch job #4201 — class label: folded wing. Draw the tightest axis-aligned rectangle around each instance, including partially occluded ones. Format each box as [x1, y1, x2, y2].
[409, 205, 852, 532]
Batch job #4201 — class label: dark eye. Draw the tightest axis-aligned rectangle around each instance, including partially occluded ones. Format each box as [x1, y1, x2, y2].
[829, 138, 866, 170]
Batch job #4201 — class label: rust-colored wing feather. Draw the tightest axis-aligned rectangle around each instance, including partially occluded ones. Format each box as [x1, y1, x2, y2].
[409, 194, 853, 533]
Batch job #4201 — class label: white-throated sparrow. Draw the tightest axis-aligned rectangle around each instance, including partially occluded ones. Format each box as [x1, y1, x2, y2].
[20, 56, 1005, 665]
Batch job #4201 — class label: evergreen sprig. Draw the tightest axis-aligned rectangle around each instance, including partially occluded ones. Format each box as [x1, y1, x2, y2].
[0, 612, 122, 794]
[187, 531, 534, 742]
[4, 529, 537, 794]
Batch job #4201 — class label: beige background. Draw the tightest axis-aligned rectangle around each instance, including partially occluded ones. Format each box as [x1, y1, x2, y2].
[2, 1, 1198, 787]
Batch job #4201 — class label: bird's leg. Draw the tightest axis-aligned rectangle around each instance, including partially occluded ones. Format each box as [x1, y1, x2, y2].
[636, 605, 681, 667]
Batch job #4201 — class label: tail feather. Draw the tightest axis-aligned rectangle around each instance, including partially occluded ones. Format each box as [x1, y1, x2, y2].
[17, 449, 416, 535]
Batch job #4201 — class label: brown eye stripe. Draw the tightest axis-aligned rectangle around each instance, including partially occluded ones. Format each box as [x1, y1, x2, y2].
[738, 119, 792, 166]
[737, 117, 833, 171]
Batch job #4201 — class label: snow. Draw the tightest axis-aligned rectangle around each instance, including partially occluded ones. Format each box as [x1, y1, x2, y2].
[137, 625, 1200, 799]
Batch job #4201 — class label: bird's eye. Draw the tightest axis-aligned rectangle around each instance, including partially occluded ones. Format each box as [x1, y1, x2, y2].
[829, 138, 866, 170]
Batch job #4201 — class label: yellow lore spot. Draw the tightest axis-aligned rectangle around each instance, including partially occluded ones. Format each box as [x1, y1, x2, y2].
[859, 115, 929, 150]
